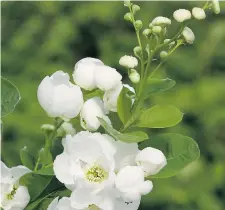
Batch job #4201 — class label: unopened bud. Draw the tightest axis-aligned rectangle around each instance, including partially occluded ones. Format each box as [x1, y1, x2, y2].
[124, 13, 132, 22]
[212, 0, 220, 14]
[160, 51, 168, 59]
[124, 0, 131, 7]
[152, 26, 162, 34]
[143, 29, 152, 38]
[149, 23, 153, 28]
[132, 4, 140, 14]
[129, 69, 140, 84]
[192, 7, 206, 20]
[41, 124, 55, 131]
[134, 20, 143, 30]
[133, 46, 142, 57]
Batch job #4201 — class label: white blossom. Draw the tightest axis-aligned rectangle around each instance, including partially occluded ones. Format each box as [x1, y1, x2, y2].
[57, 122, 76, 136]
[192, 7, 206, 20]
[115, 166, 153, 202]
[151, 16, 171, 27]
[182, 27, 195, 44]
[37, 71, 83, 121]
[115, 197, 140, 210]
[73, 58, 122, 91]
[135, 147, 167, 176]
[0, 161, 30, 210]
[212, 0, 220, 14]
[173, 9, 191, 22]
[119, 55, 138, 69]
[80, 97, 110, 131]
[47, 197, 77, 210]
[103, 83, 135, 112]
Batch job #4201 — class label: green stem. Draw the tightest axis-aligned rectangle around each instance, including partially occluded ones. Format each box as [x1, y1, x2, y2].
[34, 156, 41, 171]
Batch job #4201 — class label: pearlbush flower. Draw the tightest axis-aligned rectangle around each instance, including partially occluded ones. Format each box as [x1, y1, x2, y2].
[119, 55, 138, 69]
[80, 97, 110, 131]
[182, 27, 195, 44]
[192, 7, 206, 20]
[0, 161, 30, 210]
[47, 197, 75, 210]
[37, 71, 83, 121]
[136, 147, 167, 176]
[73, 58, 122, 91]
[212, 0, 220, 14]
[151, 16, 171, 27]
[173, 9, 192, 22]
[115, 166, 153, 202]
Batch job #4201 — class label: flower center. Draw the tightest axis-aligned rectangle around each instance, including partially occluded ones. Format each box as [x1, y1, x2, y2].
[89, 204, 101, 210]
[85, 164, 108, 183]
[6, 185, 18, 200]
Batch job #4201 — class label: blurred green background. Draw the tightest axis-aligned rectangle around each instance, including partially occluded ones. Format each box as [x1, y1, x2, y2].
[1, 1, 225, 210]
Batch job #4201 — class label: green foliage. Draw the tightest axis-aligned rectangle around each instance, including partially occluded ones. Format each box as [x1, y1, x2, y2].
[20, 146, 36, 170]
[136, 105, 183, 128]
[117, 87, 132, 124]
[140, 133, 200, 178]
[1, 77, 20, 117]
[99, 117, 148, 143]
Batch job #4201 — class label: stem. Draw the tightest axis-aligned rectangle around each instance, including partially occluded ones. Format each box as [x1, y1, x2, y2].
[34, 156, 41, 171]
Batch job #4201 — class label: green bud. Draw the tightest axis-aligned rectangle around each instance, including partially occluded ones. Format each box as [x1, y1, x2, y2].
[134, 20, 142, 30]
[129, 69, 140, 84]
[132, 4, 140, 14]
[133, 46, 142, 57]
[143, 29, 152, 38]
[160, 51, 168, 59]
[41, 124, 55, 132]
[149, 23, 154, 28]
[124, 0, 131, 7]
[163, 39, 170, 44]
[124, 13, 132, 22]
[152, 26, 162, 34]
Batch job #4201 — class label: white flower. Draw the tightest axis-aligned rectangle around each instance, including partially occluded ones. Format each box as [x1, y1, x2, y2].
[47, 197, 77, 210]
[115, 197, 140, 210]
[114, 141, 139, 171]
[103, 83, 135, 112]
[53, 132, 116, 192]
[73, 58, 122, 91]
[80, 97, 110, 131]
[151, 16, 171, 27]
[37, 71, 83, 121]
[119, 55, 138, 69]
[212, 0, 220, 14]
[182, 27, 195, 44]
[0, 161, 30, 210]
[173, 9, 191, 22]
[115, 166, 153, 202]
[135, 147, 167, 176]
[192, 7, 206, 20]
[57, 122, 76, 136]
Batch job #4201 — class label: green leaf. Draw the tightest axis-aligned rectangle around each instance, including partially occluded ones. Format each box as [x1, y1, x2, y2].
[19, 173, 53, 201]
[140, 133, 200, 178]
[35, 166, 54, 176]
[20, 146, 36, 170]
[83, 89, 104, 101]
[144, 78, 176, 98]
[1, 77, 20, 117]
[136, 105, 183, 128]
[117, 87, 132, 124]
[98, 117, 148, 143]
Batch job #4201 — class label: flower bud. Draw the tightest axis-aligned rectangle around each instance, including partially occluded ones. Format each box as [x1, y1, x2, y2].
[133, 46, 142, 57]
[149, 23, 153, 28]
[212, 0, 220, 14]
[142, 29, 152, 38]
[124, 12, 132, 22]
[152, 26, 162, 34]
[151, 16, 171, 27]
[132, 4, 140, 14]
[160, 51, 168, 59]
[182, 27, 195, 44]
[119, 55, 138, 69]
[129, 69, 140, 84]
[41, 124, 55, 131]
[192, 7, 206, 20]
[134, 20, 143, 30]
[124, 0, 131, 7]
[173, 9, 191, 22]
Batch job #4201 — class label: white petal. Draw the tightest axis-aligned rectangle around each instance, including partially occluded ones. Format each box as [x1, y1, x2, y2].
[136, 147, 167, 176]
[119, 55, 138, 69]
[182, 27, 195, 44]
[53, 152, 77, 185]
[115, 197, 140, 210]
[173, 9, 191, 22]
[151, 16, 171, 26]
[73, 58, 104, 90]
[95, 66, 122, 91]
[10, 165, 31, 181]
[47, 197, 59, 210]
[192, 7, 206, 20]
[80, 97, 108, 131]
[57, 197, 76, 210]
[58, 122, 76, 136]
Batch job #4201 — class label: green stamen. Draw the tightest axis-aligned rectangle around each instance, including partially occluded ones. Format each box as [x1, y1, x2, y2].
[85, 164, 108, 183]
[6, 185, 18, 200]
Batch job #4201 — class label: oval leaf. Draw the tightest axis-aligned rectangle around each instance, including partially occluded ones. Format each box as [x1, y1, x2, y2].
[1, 77, 20, 117]
[144, 78, 176, 98]
[117, 87, 132, 124]
[98, 117, 148, 143]
[140, 133, 200, 178]
[136, 105, 183, 128]
[20, 146, 36, 170]
[35, 166, 54, 176]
